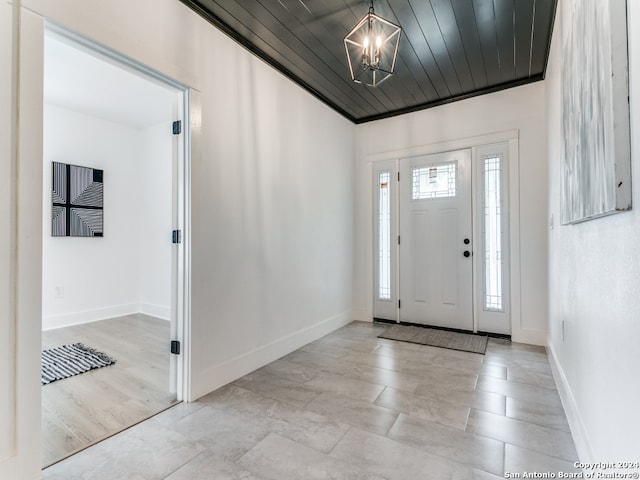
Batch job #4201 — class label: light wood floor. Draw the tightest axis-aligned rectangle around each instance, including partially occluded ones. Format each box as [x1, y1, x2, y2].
[42, 314, 177, 467]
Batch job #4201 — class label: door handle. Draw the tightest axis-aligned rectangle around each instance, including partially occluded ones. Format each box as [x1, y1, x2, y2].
[463, 250, 471, 258]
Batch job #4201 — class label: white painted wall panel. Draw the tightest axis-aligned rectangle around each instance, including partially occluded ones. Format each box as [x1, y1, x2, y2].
[0, 0, 16, 470]
[354, 83, 548, 344]
[440, 209, 458, 306]
[412, 212, 429, 303]
[547, 0, 640, 462]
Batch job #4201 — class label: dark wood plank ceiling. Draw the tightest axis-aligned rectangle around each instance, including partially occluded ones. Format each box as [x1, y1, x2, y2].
[179, 0, 557, 124]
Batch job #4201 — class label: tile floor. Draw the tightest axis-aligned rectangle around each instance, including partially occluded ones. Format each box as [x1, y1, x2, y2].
[42, 321, 579, 480]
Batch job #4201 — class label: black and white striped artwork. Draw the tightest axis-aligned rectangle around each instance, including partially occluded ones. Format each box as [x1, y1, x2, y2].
[52, 162, 104, 237]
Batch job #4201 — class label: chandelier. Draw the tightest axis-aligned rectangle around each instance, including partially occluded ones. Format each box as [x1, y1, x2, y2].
[343, 1, 402, 87]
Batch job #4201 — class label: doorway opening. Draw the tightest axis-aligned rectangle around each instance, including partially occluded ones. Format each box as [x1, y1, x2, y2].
[41, 25, 189, 468]
[372, 142, 511, 336]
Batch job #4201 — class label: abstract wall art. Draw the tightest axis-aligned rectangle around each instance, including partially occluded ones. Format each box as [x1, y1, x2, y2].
[560, 0, 631, 224]
[52, 162, 104, 237]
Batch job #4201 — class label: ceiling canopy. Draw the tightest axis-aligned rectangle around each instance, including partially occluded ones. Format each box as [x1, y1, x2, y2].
[179, 0, 557, 124]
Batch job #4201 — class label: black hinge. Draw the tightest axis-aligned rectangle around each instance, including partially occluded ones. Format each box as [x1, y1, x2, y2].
[397, 171, 400, 181]
[398, 235, 401, 245]
[170, 340, 181, 355]
[172, 120, 182, 135]
[398, 299, 401, 309]
[172, 230, 182, 244]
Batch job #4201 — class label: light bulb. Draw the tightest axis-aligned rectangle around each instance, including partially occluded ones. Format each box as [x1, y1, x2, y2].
[363, 36, 369, 49]
[376, 36, 382, 48]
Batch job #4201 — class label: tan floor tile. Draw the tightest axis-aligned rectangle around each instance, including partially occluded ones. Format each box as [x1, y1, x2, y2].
[466, 409, 578, 462]
[330, 427, 454, 480]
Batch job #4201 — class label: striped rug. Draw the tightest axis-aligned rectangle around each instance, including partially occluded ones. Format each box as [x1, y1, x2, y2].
[41, 343, 116, 385]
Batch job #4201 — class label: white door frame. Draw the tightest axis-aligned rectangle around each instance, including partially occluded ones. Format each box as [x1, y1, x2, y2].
[44, 21, 193, 401]
[368, 130, 520, 335]
[6, 11, 199, 478]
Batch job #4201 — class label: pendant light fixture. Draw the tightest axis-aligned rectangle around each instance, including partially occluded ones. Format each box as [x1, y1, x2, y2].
[344, 0, 402, 87]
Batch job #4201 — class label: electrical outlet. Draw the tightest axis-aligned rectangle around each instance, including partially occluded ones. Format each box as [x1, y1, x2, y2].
[54, 286, 64, 299]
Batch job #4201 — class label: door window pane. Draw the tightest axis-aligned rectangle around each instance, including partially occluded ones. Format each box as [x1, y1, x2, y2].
[483, 155, 503, 311]
[412, 162, 456, 199]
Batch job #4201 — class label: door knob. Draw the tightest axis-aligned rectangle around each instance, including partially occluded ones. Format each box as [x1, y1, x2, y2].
[463, 250, 471, 257]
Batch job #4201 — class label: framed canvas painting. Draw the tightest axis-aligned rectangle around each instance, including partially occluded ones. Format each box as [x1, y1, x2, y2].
[52, 162, 104, 237]
[560, 0, 631, 224]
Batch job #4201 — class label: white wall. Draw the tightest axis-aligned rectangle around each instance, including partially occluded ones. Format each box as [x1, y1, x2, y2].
[354, 82, 549, 345]
[189, 48, 355, 398]
[546, 0, 640, 461]
[42, 106, 173, 329]
[0, 0, 17, 475]
[22, 0, 355, 409]
[43, 105, 139, 327]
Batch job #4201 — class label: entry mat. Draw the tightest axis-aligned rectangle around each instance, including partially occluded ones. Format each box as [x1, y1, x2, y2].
[41, 343, 116, 385]
[378, 324, 488, 354]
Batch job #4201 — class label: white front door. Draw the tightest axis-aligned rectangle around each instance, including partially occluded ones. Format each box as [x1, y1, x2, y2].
[399, 149, 473, 330]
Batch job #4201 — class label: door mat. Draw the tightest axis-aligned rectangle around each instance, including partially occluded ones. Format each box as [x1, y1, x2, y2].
[378, 324, 488, 354]
[41, 343, 116, 385]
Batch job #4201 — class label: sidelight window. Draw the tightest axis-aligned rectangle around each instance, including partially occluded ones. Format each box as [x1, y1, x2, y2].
[483, 155, 504, 311]
[377, 171, 391, 300]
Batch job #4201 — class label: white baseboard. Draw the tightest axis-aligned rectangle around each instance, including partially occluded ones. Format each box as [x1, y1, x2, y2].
[352, 308, 371, 322]
[139, 303, 170, 321]
[190, 310, 353, 401]
[42, 303, 139, 330]
[546, 341, 594, 462]
[511, 327, 547, 346]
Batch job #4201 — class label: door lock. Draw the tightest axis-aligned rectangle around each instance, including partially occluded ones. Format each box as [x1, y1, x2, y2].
[463, 250, 471, 258]
[463, 238, 470, 244]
